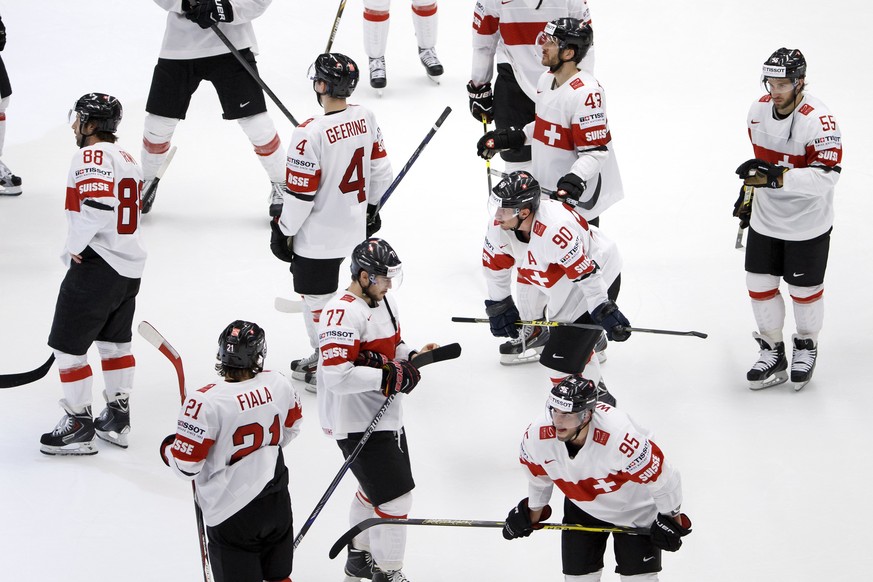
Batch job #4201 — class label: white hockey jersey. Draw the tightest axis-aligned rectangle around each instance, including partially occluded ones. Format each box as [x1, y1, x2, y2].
[279, 105, 393, 260]
[165, 370, 303, 526]
[746, 92, 842, 241]
[64, 142, 146, 279]
[152, 0, 270, 60]
[519, 402, 683, 528]
[471, 0, 593, 100]
[317, 290, 414, 440]
[524, 68, 623, 220]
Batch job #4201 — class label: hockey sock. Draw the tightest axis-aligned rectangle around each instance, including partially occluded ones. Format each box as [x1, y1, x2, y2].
[142, 114, 179, 180]
[789, 283, 824, 341]
[747, 272, 785, 344]
[302, 293, 333, 350]
[0, 96, 8, 157]
[363, 0, 390, 58]
[371, 491, 412, 571]
[237, 113, 284, 183]
[411, 1, 438, 49]
[96, 341, 135, 399]
[350, 489, 375, 551]
[55, 351, 93, 411]
[565, 572, 603, 582]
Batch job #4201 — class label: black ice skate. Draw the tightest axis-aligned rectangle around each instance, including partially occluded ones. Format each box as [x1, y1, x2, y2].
[372, 567, 410, 582]
[142, 178, 159, 214]
[418, 47, 443, 83]
[94, 391, 131, 448]
[0, 159, 22, 196]
[747, 332, 788, 390]
[40, 400, 97, 456]
[369, 57, 387, 91]
[344, 545, 374, 580]
[269, 182, 285, 217]
[291, 350, 318, 394]
[499, 325, 550, 365]
[790, 335, 817, 391]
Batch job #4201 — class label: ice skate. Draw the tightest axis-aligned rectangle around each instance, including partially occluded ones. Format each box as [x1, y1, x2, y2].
[369, 57, 387, 92]
[94, 391, 130, 448]
[594, 332, 608, 364]
[499, 325, 550, 365]
[40, 400, 97, 456]
[269, 181, 285, 217]
[790, 335, 817, 391]
[747, 332, 788, 390]
[344, 545, 374, 580]
[372, 567, 410, 582]
[0, 159, 22, 196]
[418, 47, 443, 83]
[141, 178, 159, 214]
[291, 350, 318, 394]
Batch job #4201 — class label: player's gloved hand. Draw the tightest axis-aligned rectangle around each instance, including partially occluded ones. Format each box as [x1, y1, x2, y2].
[355, 350, 389, 369]
[502, 498, 553, 540]
[380, 360, 421, 396]
[159, 434, 176, 467]
[366, 203, 382, 237]
[554, 173, 587, 206]
[732, 186, 753, 229]
[735, 158, 786, 189]
[484, 296, 520, 338]
[477, 127, 525, 160]
[185, 0, 234, 29]
[591, 300, 631, 342]
[467, 81, 494, 123]
[0, 16, 7, 52]
[269, 218, 295, 263]
[650, 512, 692, 552]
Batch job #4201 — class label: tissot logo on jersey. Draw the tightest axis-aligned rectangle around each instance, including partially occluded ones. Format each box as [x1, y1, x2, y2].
[288, 157, 317, 169]
[812, 135, 841, 151]
[177, 418, 208, 441]
[75, 167, 112, 178]
[319, 328, 356, 344]
[578, 112, 605, 129]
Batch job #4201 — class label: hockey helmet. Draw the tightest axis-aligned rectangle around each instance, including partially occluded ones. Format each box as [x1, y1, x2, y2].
[548, 374, 600, 416]
[310, 53, 360, 99]
[488, 170, 541, 220]
[537, 18, 593, 63]
[70, 93, 123, 133]
[762, 48, 807, 80]
[351, 237, 403, 286]
[217, 320, 267, 373]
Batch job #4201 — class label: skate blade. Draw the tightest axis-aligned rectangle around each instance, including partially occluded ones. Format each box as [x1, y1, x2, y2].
[748, 371, 789, 390]
[596, 349, 607, 364]
[0, 186, 23, 196]
[499, 349, 544, 366]
[96, 428, 130, 449]
[792, 380, 810, 392]
[427, 74, 442, 85]
[40, 441, 98, 456]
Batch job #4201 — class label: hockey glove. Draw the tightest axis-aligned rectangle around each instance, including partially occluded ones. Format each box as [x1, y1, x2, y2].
[732, 186, 753, 229]
[185, 0, 234, 29]
[484, 296, 521, 338]
[355, 350, 389, 369]
[554, 173, 587, 206]
[467, 81, 494, 123]
[735, 158, 786, 189]
[380, 360, 421, 396]
[159, 434, 176, 467]
[269, 219, 295, 263]
[477, 128, 525, 160]
[650, 512, 692, 552]
[0, 17, 6, 52]
[366, 203, 382, 237]
[502, 498, 553, 540]
[591, 300, 631, 342]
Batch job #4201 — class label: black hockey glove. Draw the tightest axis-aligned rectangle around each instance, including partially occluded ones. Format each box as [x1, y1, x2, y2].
[502, 498, 552, 540]
[732, 186, 753, 229]
[380, 360, 421, 396]
[591, 300, 631, 342]
[0, 17, 6, 52]
[467, 81, 494, 123]
[650, 512, 692, 552]
[269, 219, 295, 263]
[484, 296, 521, 338]
[554, 173, 587, 206]
[159, 434, 176, 467]
[355, 350, 389, 369]
[735, 158, 786, 189]
[185, 0, 234, 29]
[477, 128, 525, 160]
[366, 203, 382, 237]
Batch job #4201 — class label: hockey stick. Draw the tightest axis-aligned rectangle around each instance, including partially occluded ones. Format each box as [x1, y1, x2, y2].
[483, 116, 493, 195]
[735, 185, 753, 250]
[377, 106, 452, 210]
[324, 0, 347, 52]
[0, 354, 55, 389]
[293, 342, 462, 548]
[329, 517, 648, 558]
[274, 296, 305, 314]
[488, 167, 557, 196]
[451, 317, 708, 339]
[137, 322, 213, 582]
[141, 145, 176, 214]
[208, 24, 300, 127]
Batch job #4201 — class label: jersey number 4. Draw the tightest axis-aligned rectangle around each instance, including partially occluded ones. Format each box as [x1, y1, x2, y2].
[339, 147, 366, 203]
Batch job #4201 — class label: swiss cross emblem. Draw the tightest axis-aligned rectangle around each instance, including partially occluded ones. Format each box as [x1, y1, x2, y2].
[570, 78, 584, 90]
[798, 103, 815, 116]
[593, 428, 610, 445]
[540, 426, 556, 440]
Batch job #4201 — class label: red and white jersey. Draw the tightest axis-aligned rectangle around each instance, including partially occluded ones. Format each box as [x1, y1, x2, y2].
[519, 403, 683, 528]
[279, 105, 393, 260]
[165, 370, 303, 526]
[64, 142, 146, 279]
[746, 92, 842, 241]
[500, 200, 621, 322]
[471, 0, 593, 100]
[524, 68, 623, 220]
[153, 0, 270, 60]
[317, 290, 414, 440]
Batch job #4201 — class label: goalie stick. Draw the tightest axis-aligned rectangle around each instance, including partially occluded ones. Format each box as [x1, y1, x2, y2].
[329, 517, 649, 559]
[0, 354, 55, 389]
[137, 321, 213, 582]
[452, 317, 708, 339]
[293, 342, 462, 548]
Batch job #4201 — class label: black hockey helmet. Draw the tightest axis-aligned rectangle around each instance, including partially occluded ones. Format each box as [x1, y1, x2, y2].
[71, 93, 123, 133]
[539, 18, 593, 63]
[217, 320, 266, 373]
[351, 237, 403, 284]
[488, 170, 541, 218]
[310, 53, 360, 99]
[762, 48, 806, 80]
[548, 374, 600, 415]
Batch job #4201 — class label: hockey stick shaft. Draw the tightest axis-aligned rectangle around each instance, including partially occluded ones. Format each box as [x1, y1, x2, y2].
[0, 354, 55, 389]
[293, 342, 462, 548]
[329, 517, 648, 559]
[482, 116, 493, 194]
[451, 317, 708, 339]
[378, 106, 452, 210]
[209, 24, 300, 127]
[735, 185, 753, 249]
[488, 167, 556, 196]
[324, 0, 347, 52]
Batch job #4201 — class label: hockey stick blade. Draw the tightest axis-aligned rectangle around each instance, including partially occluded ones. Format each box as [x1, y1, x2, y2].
[329, 517, 648, 559]
[274, 296, 305, 313]
[0, 354, 55, 389]
[137, 321, 186, 396]
[451, 317, 707, 339]
[410, 342, 461, 368]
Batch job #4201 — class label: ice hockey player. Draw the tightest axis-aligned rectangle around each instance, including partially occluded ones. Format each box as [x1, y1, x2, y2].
[161, 320, 302, 582]
[484, 170, 627, 384]
[364, 0, 443, 89]
[40, 93, 145, 455]
[503, 374, 692, 580]
[272, 53, 393, 394]
[469, 0, 593, 173]
[734, 48, 842, 391]
[0, 12, 22, 196]
[318, 238, 438, 582]
[141, 0, 286, 216]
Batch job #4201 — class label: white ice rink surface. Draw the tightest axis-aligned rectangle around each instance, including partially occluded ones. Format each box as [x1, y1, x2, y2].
[1, 1, 871, 580]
